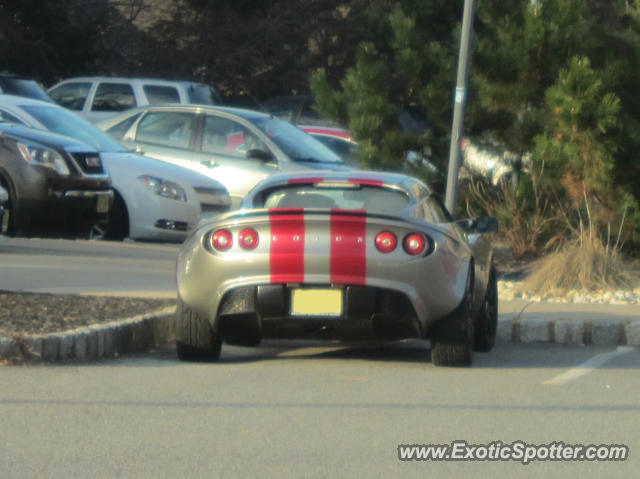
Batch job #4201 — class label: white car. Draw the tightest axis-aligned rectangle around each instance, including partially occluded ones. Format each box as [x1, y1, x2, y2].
[0, 95, 231, 241]
[47, 76, 221, 123]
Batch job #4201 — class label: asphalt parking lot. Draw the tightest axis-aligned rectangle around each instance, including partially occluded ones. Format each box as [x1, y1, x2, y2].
[1, 237, 638, 478]
[1, 342, 638, 478]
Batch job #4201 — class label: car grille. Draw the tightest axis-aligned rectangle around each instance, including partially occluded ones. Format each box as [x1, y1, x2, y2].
[70, 152, 105, 175]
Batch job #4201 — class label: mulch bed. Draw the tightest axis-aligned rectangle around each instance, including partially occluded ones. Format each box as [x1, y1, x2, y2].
[0, 291, 176, 336]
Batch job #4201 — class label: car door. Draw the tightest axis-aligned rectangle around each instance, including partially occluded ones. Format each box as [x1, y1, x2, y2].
[126, 110, 196, 172]
[85, 82, 137, 123]
[191, 113, 279, 207]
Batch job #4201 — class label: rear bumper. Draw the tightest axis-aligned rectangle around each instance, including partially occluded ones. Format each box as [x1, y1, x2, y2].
[209, 284, 424, 345]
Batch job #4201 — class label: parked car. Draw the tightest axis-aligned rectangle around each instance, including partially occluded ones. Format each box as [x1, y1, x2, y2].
[299, 125, 359, 165]
[98, 105, 351, 208]
[260, 95, 331, 126]
[0, 185, 9, 234]
[0, 95, 231, 241]
[174, 171, 498, 367]
[0, 121, 112, 237]
[48, 77, 221, 123]
[0, 73, 52, 103]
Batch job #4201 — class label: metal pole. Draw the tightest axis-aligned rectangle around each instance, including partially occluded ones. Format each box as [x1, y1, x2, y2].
[444, 0, 477, 214]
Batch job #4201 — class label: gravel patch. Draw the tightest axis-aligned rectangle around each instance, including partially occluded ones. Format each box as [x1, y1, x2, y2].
[499, 281, 640, 304]
[0, 291, 176, 336]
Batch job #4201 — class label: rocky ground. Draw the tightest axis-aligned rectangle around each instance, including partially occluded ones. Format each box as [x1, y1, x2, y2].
[498, 281, 640, 304]
[0, 291, 176, 337]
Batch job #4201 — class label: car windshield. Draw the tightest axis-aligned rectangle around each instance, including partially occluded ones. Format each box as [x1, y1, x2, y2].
[258, 184, 410, 214]
[0, 79, 52, 102]
[248, 117, 343, 164]
[20, 104, 126, 152]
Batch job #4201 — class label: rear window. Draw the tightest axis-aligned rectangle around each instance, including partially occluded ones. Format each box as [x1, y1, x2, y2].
[143, 85, 180, 104]
[187, 84, 219, 105]
[257, 184, 410, 214]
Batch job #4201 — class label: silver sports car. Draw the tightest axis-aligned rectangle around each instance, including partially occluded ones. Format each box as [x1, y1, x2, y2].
[176, 171, 498, 366]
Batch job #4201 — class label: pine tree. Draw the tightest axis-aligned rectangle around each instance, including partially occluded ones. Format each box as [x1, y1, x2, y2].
[311, 0, 461, 186]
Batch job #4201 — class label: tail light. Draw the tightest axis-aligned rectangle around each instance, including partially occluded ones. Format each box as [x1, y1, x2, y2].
[238, 228, 259, 250]
[403, 233, 428, 255]
[375, 231, 397, 253]
[211, 229, 233, 251]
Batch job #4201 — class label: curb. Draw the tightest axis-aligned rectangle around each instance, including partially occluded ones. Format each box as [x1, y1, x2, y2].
[2, 308, 638, 363]
[0, 306, 176, 363]
[497, 317, 640, 347]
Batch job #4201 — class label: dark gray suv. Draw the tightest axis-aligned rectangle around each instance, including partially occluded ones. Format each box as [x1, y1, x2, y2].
[0, 121, 113, 237]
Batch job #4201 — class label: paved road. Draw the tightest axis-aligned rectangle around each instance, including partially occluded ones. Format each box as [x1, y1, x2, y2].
[0, 237, 178, 297]
[1, 342, 638, 478]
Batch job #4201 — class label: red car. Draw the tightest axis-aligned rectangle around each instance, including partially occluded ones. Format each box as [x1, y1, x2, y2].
[299, 125, 359, 165]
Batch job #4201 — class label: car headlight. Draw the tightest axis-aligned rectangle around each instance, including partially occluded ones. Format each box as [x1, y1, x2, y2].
[17, 141, 70, 176]
[138, 175, 187, 202]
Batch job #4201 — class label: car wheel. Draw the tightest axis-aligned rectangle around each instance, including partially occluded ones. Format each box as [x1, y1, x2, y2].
[104, 191, 129, 241]
[0, 176, 16, 236]
[430, 268, 474, 367]
[474, 267, 498, 352]
[175, 298, 222, 362]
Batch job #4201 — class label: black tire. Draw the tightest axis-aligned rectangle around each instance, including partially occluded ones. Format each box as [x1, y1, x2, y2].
[175, 298, 222, 362]
[474, 267, 498, 352]
[0, 175, 16, 236]
[430, 268, 474, 367]
[104, 191, 129, 241]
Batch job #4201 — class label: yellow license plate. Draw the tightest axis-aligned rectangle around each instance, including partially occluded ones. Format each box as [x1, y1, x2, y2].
[291, 289, 343, 317]
[97, 194, 110, 213]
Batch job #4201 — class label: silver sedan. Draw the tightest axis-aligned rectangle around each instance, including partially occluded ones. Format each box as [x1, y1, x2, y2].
[98, 105, 351, 208]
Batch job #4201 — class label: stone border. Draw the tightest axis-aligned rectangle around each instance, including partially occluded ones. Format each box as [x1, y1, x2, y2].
[0, 306, 176, 363]
[497, 317, 640, 347]
[2, 307, 638, 362]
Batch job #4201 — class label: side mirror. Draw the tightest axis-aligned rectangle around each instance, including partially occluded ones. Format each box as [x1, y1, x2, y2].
[246, 149, 274, 162]
[457, 215, 498, 234]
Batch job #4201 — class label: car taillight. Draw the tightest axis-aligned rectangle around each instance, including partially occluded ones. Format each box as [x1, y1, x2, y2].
[238, 228, 259, 250]
[403, 233, 427, 255]
[375, 231, 397, 253]
[211, 229, 233, 251]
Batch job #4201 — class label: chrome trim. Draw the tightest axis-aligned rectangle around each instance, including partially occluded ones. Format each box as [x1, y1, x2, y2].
[63, 146, 110, 179]
[63, 190, 114, 199]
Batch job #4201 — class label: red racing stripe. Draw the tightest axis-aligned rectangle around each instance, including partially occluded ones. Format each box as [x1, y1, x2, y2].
[269, 209, 305, 283]
[330, 211, 367, 285]
[348, 178, 383, 187]
[288, 177, 324, 185]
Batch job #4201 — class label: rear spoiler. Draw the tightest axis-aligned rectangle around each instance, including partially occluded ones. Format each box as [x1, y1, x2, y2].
[217, 208, 453, 239]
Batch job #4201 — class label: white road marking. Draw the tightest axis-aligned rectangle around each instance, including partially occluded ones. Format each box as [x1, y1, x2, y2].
[543, 346, 635, 386]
